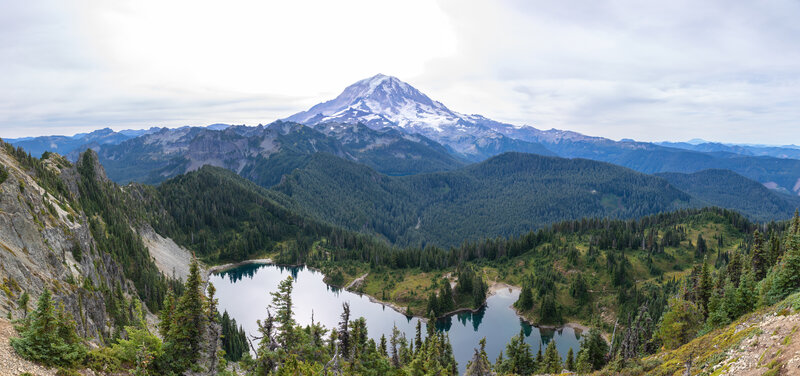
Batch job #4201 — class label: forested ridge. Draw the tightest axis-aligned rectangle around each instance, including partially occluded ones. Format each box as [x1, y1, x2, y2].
[271, 152, 696, 248]
[658, 168, 800, 221]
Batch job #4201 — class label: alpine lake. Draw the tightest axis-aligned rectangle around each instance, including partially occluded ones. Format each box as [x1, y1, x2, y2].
[210, 264, 582, 374]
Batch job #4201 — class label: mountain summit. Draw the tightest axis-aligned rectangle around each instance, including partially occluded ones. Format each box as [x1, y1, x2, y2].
[286, 74, 463, 131]
[286, 74, 553, 159]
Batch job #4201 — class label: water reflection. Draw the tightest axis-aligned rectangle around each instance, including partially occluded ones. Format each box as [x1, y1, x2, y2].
[210, 264, 582, 374]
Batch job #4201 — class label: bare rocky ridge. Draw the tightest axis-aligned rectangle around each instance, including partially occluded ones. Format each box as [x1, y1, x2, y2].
[0, 147, 223, 374]
[0, 148, 130, 341]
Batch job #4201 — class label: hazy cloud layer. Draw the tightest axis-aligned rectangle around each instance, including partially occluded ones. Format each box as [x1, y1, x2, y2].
[1, 0, 798, 143]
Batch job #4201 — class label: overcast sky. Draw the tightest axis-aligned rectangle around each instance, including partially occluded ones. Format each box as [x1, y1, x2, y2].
[1, 0, 799, 144]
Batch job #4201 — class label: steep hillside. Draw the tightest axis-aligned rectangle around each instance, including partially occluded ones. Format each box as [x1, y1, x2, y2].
[615, 293, 800, 376]
[0, 143, 167, 342]
[272, 152, 694, 247]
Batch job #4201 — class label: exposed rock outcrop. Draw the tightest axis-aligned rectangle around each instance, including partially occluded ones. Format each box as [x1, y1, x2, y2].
[0, 148, 137, 343]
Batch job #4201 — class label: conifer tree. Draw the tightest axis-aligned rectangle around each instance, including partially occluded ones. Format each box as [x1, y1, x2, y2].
[695, 234, 707, 258]
[698, 261, 713, 314]
[17, 291, 29, 318]
[163, 257, 206, 372]
[338, 302, 351, 359]
[655, 298, 702, 349]
[576, 346, 592, 373]
[426, 291, 440, 317]
[271, 276, 296, 351]
[465, 338, 493, 376]
[768, 229, 800, 302]
[542, 340, 562, 374]
[414, 320, 423, 355]
[11, 288, 86, 367]
[379, 334, 388, 357]
[751, 229, 767, 280]
[439, 281, 455, 313]
[158, 288, 175, 340]
[728, 251, 743, 286]
[516, 285, 534, 311]
[496, 327, 535, 375]
[565, 347, 575, 371]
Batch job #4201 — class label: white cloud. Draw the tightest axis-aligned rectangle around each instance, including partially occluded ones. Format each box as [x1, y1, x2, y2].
[0, 0, 456, 137]
[1, 0, 799, 144]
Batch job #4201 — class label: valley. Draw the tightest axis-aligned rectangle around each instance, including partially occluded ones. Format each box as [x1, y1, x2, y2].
[2, 76, 800, 375]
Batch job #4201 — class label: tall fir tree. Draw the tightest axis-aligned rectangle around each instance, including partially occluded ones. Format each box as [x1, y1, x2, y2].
[271, 276, 296, 351]
[163, 257, 206, 372]
[751, 229, 767, 280]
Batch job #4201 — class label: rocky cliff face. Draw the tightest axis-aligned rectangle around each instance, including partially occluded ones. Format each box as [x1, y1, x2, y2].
[0, 146, 140, 342]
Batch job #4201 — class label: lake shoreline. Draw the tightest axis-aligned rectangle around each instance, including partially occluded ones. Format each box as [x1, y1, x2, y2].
[205, 258, 273, 276]
[209, 259, 586, 333]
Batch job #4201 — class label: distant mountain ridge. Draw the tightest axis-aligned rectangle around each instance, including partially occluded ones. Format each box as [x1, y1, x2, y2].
[657, 141, 800, 160]
[6, 74, 800, 200]
[286, 74, 800, 195]
[4, 127, 153, 158]
[87, 121, 465, 185]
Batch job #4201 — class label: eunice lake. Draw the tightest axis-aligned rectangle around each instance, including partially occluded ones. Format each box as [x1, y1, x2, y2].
[210, 264, 582, 374]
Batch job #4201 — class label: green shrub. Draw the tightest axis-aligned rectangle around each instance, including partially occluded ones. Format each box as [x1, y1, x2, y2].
[0, 164, 8, 185]
[10, 289, 87, 368]
[85, 347, 121, 373]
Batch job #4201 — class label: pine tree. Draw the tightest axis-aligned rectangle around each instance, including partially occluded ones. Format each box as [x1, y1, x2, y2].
[158, 288, 175, 340]
[698, 261, 712, 314]
[576, 347, 592, 373]
[768, 230, 800, 302]
[732, 271, 757, 318]
[414, 320, 423, 355]
[17, 292, 29, 318]
[271, 276, 296, 350]
[577, 327, 609, 371]
[655, 298, 703, 349]
[11, 288, 86, 367]
[379, 334, 388, 357]
[516, 285, 534, 311]
[496, 328, 535, 375]
[439, 281, 455, 313]
[565, 347, 575, 371]
[338, 302, 351, 360]
[728, 251, 743, 286]
[695, 234, 707, 258]
[465, 338, 493, 376]
[163, 257, 206, 372]
[752, 229, 767, 280]
[542, 340, 563, 374]
[426, 292, 440, 317]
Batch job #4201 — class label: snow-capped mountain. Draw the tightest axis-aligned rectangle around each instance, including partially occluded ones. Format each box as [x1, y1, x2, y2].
[286, 74, 553, 159]
[287, 74, 464, 131]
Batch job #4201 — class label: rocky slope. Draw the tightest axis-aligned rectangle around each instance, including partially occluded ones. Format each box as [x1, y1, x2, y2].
[0, 319, 57, 376]
[0, 146, 132, 341]
[628, 293, 800, 375]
